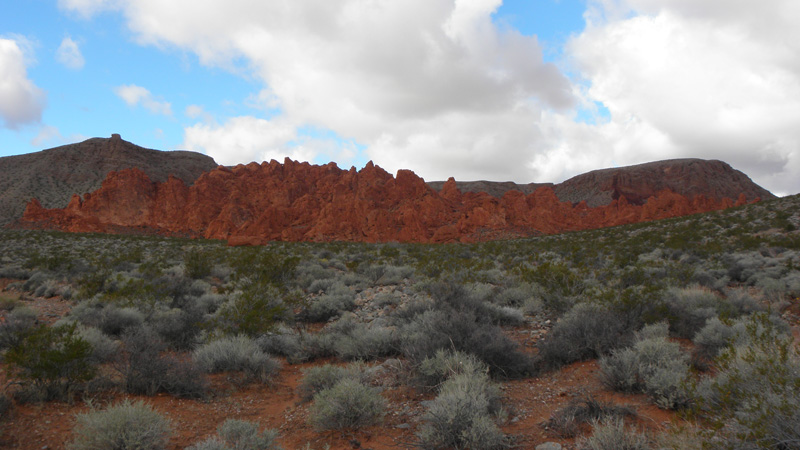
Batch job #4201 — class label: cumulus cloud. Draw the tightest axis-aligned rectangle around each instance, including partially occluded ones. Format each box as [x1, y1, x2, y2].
[63, 0, 574, 181]
[61, 0, 800, 195]
[563, 0, 800, 195]
[56, 37, 85, 69]
[183, 116, 313, 166]
[0, 38, 46, 129]
[114, 84, 172, 115]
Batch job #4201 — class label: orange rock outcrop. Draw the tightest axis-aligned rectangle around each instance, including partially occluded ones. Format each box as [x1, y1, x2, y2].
[17, 159, 756, 244]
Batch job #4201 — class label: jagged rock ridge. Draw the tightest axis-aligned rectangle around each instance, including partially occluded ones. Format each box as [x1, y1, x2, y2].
[0, 134, 217, 226]
[15, 157, 765, 244]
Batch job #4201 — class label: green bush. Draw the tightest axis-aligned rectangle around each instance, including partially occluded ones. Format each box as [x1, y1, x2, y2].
[214, 286, 290, 337]
[194, 335, 280, 383]
[309, 378, 385, 430]
[5, 322, 96, 401]
[69, 399, 172, 450]
[187, 419, 282, 450]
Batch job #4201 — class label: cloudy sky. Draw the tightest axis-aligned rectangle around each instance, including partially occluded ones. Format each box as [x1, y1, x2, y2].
[1, 0, 798, 196]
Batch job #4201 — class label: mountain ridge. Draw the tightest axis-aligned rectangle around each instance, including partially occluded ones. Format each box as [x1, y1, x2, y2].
[0, 134, 217, 226]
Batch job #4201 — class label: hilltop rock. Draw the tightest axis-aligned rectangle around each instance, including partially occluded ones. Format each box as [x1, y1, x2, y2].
[429, 159, 774, 207]
[15, 158, 763, 243]
[0, 135, 217, 225]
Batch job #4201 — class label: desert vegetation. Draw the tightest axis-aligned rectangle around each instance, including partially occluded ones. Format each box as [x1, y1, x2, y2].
[1, 193, 799, 449]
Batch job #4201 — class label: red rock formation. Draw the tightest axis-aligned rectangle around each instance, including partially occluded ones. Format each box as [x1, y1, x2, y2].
[15, 159, 759, 244]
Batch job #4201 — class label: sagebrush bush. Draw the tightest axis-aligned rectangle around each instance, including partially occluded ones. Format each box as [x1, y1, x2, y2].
[309, 378, 385, 430]
[0, 306, 37, 350]
[537, 302, 630, 371]
[118, 326, 208, 398]
[75, 325, 120, 364]
[298, 362, 370, 402]
[545, 396, 636, 438]
[577, 418, 650, 450]
[599, 323, 690, 410]
[695, 314, 800, 449]
[660, 287, 720, 339]
[417, 370, 506, 450]
[69, 399, 172, 450]
[194, 335, 280, 383]
[188, 419, 282, 450]
[415, 349, 486, 391]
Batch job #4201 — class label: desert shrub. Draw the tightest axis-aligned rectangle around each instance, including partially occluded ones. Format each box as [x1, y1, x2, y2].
[302, 286, 356, 322]
[194, 335, 280, 383]
[695, 314, 800, 449]
[150, 306, 204, 350]
[213, 285, 291, 336]
[188, 419, 281, 450]
[4, 322, 96, 401]
[118, 326, 208, 398]
[415, 349, 486, 392]
[660, 287, 721, 339]
[318, 315, 397, 361]
[546, 396, 636, 438]
[309, 378, 385, 430]
[0, 306, 37, 350]
[417, 370, 506, 450]
[298, 362, 371, 402]
[184, 247, 214, 279]
[537, 302, 630, 371]
[69, 399, 171, 450]
[399, 308, 533, 378]
[75, 325, 120, 364]
[99, 306, 145, 338]
[599, 323, 691, 409]
[577, 418, 650, 450]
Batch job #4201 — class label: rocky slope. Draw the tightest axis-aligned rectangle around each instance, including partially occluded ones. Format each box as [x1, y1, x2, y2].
[429, 159, 774, 206]
[0, 134, 217, 226]
[14, 157, 766, 244]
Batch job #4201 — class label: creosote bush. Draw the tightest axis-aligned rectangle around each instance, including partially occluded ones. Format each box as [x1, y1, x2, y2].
[5, 322, 96, 402]
[69, 399, 172, 450]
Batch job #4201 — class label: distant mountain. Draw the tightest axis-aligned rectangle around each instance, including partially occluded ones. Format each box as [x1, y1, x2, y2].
[0, 134, 217, 225]
[429, 159, 774, 206]
[14, 155, 773, 244]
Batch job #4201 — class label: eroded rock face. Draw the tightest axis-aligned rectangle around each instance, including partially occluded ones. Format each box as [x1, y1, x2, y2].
[16, 158, 762, 244]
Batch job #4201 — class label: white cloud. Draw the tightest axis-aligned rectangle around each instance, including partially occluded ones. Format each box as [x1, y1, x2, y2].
[562, 0, 800, 195]
[56, 37, 85, 69]
[185, 104, 214, 123]
[62, 0, 800, 195]
[64, 0, 574, 182]
[183, 116, 313, 166]
[0, 38, 46, 129]
[114, 84, 172, 115]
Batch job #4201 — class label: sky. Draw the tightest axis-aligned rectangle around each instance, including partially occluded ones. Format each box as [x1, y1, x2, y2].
[1, 1, 799, 196]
